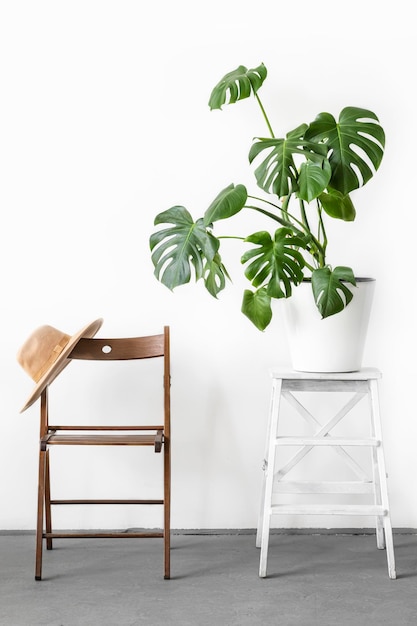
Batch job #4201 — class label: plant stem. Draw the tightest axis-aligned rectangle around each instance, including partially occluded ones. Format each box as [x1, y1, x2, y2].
[316, 200, 327, 266]
[245, 204, 296, 229]
[303, 259, 316, 272]
[247, 196, 313, 241]
[246, 201, 326, 263]
[255, 94, 274, 138]
[217, 235, 245, 241]
[298, 198, 311, 233]
[247, 196, 302, 229]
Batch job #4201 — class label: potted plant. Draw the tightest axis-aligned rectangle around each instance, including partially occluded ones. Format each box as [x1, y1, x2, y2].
[149, 63, 385, 370]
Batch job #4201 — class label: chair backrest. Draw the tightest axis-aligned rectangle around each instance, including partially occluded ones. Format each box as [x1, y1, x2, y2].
[70, 326, 170, 414]
[39, 326, 170, 436]
[69, 332, 168, 362]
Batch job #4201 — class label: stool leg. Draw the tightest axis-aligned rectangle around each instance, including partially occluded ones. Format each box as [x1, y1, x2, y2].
[369, 401, 385, 549]
[371, 449, 386, 550]
[255, 458, 267, 549]
[256, 381, 276, 549]
[259, 378, 282, 578]
[369, 379, 396, 579]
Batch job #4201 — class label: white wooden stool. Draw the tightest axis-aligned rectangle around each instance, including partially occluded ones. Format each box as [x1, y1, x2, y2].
[256, 367, 396, 579]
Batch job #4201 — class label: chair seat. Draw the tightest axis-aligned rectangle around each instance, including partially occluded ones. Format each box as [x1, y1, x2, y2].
[44, 431, 163, 451]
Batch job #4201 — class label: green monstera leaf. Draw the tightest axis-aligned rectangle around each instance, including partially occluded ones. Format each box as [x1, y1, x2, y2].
[311, 266, 356, 318]
[208, 63, 267, 110]
[150, 206, 227, 296]
[298, 159, 332, 203]
[203, 252, 230, 297]
[242, 228, 306, 299]
[204, 184, 247, 225]
[248, 125, 328, 197]
[241, 287, 272, 331]
[318, 189, 356, 221]
[305, 107, 385, 196]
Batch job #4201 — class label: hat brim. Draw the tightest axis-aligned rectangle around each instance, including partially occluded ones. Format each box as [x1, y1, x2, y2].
[20, 318, 103, 413]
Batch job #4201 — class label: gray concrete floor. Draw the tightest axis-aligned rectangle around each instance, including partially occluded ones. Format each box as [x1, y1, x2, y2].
[1, 531, 417, 626]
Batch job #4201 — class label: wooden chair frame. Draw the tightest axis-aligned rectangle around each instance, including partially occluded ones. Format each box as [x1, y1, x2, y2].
[35, 326, 171, 580]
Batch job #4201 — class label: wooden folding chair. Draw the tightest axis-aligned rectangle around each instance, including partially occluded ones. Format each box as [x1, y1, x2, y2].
[35, 327, 171, 580]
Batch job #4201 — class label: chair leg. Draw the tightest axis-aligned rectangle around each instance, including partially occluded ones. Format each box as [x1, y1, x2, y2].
[164, 527, 170, 580]
[163, 440, 171, 579]
[35, 447, 46, 580]
[45, 450, 53, 550]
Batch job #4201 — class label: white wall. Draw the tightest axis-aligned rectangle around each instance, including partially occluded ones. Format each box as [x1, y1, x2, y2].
[1, 0, 416, 531]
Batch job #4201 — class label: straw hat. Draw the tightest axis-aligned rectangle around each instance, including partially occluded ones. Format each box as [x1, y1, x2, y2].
[17, 318, 103, 413]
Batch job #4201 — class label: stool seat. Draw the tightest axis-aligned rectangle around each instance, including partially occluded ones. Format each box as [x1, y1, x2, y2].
[256, 367, 396, 579]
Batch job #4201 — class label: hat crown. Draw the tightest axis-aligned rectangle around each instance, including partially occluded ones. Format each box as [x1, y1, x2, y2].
[17, 325, 71, 383]
[17, 318, 103, 412]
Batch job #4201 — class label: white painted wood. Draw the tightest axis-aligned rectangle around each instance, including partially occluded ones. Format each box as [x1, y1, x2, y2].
[273, 481, 375, 494]
[256, 368, 396, 579]
[270, 504, 387, 516]
[259, 377, 282, 577]
[272, 367, 382, 381]
[369, 379, 396, 578]
[275, 436, 380, 447]
[283, 380, 369, 392]
[255, 375, 277, 549]
[276, 389, 370, 481]
[368, 386, 385, 550]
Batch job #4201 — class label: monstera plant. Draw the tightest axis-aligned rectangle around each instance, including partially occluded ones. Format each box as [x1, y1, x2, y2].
[150, 63, 385, 331]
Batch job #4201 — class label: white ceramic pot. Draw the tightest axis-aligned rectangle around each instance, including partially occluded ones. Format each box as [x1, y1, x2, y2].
[281, 278, 375, 373]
